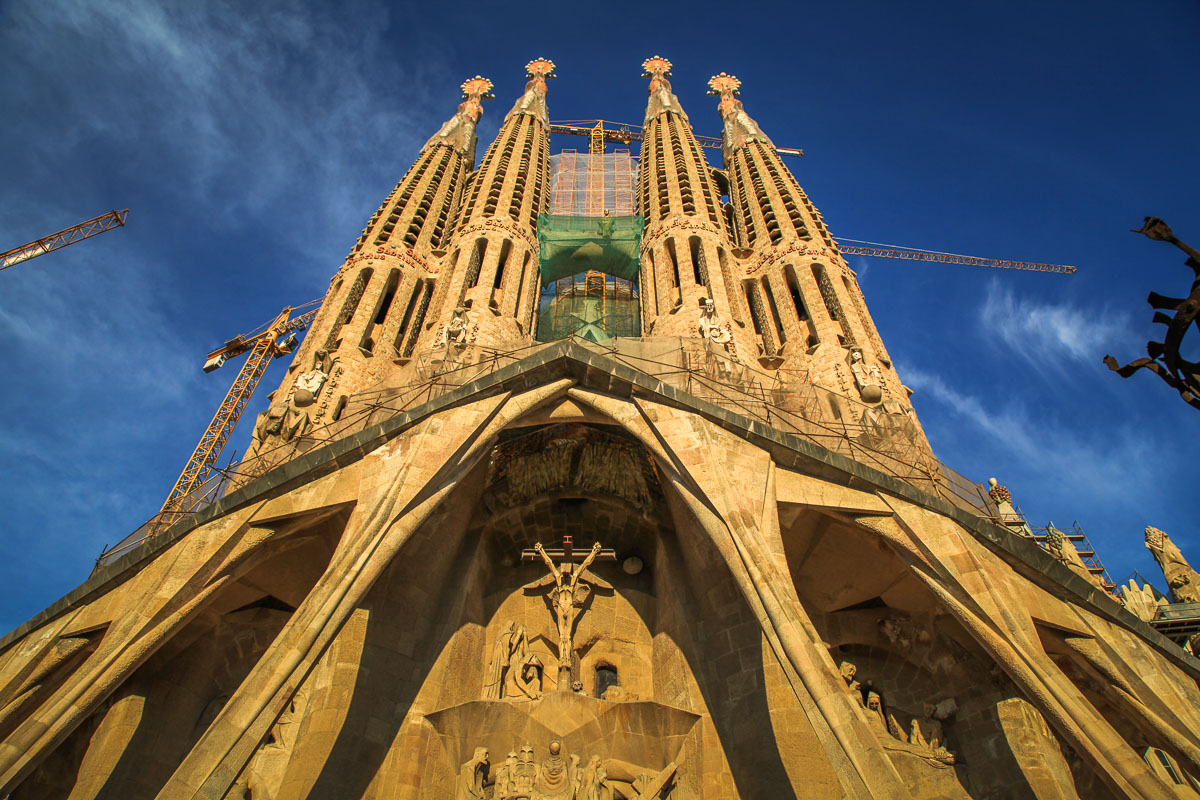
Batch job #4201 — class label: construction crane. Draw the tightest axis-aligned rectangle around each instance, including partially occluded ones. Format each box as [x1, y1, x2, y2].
[833, 238, 1077, 274]
[0, 209, 129, 272]
[549, 124, 1074, 275]
[549, 119, 805, 159]
[150, 301, 321, 535]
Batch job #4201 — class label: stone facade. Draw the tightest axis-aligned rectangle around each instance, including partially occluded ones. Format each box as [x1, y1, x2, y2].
[2, 60, 1200, 799]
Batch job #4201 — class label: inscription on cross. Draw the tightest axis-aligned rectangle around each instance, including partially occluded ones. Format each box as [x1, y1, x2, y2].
[522, 535, 615, 690]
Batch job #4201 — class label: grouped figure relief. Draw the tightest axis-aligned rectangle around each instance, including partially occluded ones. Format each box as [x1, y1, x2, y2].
[252, 349, 338, 447]
[1145, 525, 1200, 603]
[839, 660, 956, 767]
[484, 621, 544, 700]
[458, 739, 677, 800]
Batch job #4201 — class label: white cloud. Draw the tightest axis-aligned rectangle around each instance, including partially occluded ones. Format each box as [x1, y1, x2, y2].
[980, 279, 1132, 371]
[902, 362, 1154, 496]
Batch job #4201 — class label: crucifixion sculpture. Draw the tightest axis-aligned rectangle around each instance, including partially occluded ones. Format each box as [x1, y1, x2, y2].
[523, 536, 614, 689]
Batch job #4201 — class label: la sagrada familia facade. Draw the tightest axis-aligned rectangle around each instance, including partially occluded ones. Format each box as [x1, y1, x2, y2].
[2, 58, 1199, 800]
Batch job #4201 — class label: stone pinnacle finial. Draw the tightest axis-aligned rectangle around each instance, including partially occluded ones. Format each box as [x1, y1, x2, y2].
[706, 71, 773, 153]
[420, 75, 494, 156]
[1144, 525, 1200, 603]
[641, 55, 687, 125]
[507, 59, 556, 125]
[707, 72, 742, 115]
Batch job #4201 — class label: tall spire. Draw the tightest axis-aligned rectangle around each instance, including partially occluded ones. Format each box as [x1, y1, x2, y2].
[421, 75, 495, 160]
[641, 55, 689, 125]
[506, 57, 556, 127]
[706, 72, 775, 157]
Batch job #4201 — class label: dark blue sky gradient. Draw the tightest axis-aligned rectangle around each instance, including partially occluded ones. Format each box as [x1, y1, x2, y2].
[1, 0, 1197, 632]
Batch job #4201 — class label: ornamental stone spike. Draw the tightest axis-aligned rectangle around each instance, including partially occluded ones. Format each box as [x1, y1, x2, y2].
[640, 55, 688, 126]
[421, 75, 494, 157]
[1145, 525, 1200, 603]
[707, 71, 775, 154]
[506, 58, 556, 126]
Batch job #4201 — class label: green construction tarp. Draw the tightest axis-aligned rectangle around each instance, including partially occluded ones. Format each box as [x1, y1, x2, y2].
[537, 213, 644, 285]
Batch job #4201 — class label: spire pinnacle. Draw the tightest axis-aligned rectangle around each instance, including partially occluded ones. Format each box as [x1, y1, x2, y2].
[641, 55, 688, 125]
[506, 58, 556, 125]
[707, 71, 774, 154]
[421, 75, 494, 157]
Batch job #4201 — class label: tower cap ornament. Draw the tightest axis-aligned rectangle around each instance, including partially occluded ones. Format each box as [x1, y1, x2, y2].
[460, 76, 495, 101]
[707, 72, 742, 115]
[641, 56, 673, 81]
[525, 58, 557, 81]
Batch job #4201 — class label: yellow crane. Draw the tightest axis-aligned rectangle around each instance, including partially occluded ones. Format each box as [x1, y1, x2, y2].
[1, 209, 129, 272]
[549, 123, 1076, 275]
[150, 301, 321, 535]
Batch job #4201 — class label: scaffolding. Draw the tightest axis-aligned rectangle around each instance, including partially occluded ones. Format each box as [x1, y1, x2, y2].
[549, 152, 637, 216]
[537, 151, 644, 342]
[1028, 521, 1116, 591]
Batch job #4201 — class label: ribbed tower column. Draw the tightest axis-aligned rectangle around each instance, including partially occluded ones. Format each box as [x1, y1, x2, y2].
[247, 77, 493, 454]
[708, 72, 914, 414]
[425, 59, 556, 350]
[635, 57, 755, 360]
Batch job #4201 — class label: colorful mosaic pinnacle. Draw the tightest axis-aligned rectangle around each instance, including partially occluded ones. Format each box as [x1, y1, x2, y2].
[460, 76, 494, 101]
[524, 57, 556, 81]
[641, 55, 672, 80]
[707, 71, 742, 115]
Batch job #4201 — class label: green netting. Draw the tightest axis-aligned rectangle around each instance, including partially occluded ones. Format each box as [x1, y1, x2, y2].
[536, 273, 641, 343]
[537, 213, 644, 284]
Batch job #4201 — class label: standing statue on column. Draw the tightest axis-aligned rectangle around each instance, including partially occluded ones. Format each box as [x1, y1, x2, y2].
[530, 541, 605, 689]
[1146, 526, 1200, 603]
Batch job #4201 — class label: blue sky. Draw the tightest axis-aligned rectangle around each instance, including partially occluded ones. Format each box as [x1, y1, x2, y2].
[1, 0, 1197, 632]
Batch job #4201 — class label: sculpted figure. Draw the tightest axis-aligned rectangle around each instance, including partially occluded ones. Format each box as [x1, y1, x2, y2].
[293, 348, 333, 408]
[534, 740, 578, 800]
[456, 747, 490, 800]
[849, 350, 884, 404]
[839, 660, 862, 700]
[437, 305, 472, 350]
[492, 750, 518, 799]
[1146, 525, 1200, 602]
[865, 691, 887, 730]
[532, 541, 604, 687]
[483, 621, 542, 700]
[514, 745, 538, 797]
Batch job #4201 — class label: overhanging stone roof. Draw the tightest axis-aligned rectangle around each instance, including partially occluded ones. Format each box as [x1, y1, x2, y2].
[5, 340, 1196, 679]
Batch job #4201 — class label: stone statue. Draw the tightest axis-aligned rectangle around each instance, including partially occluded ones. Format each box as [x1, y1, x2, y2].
[436, 305, 472, 351]
[1104, 218, 1200, 411]
[493, 750, 518, 799]
[839, 660, 862, 700]
[293, 349, 333, 408]
[1146, 526, 1200, 603]
[514, 745, 538, 797]
[849, 350, 884, 404]
[483, 621, 542, 700]
[531, 541, 604, 688]
[865, 691, 887, 729]
[534, 740, 578, 800]
[697, 298, 733, 347]
[456, 746, 490, 800]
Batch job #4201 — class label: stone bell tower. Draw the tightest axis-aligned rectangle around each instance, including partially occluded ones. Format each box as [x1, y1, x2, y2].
[424, 58, 556, 351]
[3, 56, 1200, 800]
[636, 57, 755, 361]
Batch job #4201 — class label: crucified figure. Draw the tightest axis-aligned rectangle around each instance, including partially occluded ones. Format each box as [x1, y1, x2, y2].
[532, 541, 603, 688]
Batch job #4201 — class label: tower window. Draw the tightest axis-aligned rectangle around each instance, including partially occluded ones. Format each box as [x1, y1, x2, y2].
[595, 664, 619, 698]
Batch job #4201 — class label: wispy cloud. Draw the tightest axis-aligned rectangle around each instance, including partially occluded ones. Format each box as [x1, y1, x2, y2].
[980, 280, 1133, 372]
[902, 362, 1154, 497]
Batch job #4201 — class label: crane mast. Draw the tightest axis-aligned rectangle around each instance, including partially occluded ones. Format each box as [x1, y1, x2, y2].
[0, 209, 129, 272]
[150, 304, 319, 535]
